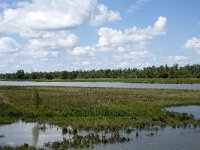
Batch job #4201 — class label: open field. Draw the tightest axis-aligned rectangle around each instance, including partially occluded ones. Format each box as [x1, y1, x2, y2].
[0, 86, 200, 129]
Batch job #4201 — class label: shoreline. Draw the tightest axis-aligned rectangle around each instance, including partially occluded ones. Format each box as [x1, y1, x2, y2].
[1, 78, 200, 84]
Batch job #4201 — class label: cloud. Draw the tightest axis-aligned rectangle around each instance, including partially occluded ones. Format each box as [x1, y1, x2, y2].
[71, 46, 96, 56]
[0, 0, 120, 60]
[90, 4, 121, 26]
[68, 16, 189, 69]
[82, 61, 91, 66]
[26, 32, 77, 50]
[70, 16, 167, 58]
[0, 0, 120, 34]
[97, 16, 167, 48]
[184, 37, 200, 55]
[19, 31, 78, 58]
[69, 16, 168, 69]
[115, 54, 189, 69]
[0, 37, 20, 54]
[127, 0, 150, 14]
[0, 2, 9, 9]
[0, 64, 7, 68]
[21, 49, 59, 58]
[19, 59, 35, 65]
[168, 55, 188, 61]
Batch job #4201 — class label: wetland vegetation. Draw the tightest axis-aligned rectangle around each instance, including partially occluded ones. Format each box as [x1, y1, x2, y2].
[1, 86, 200, 149]
[1, 86, 200, 128]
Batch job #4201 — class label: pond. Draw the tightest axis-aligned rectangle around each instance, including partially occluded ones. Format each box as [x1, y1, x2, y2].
[1, 121, 200, 149]
[163, 105, 200, 120]
[94, 127, 200, 150]
[0, 81, 200, 90]
[0, 121, 65, 148]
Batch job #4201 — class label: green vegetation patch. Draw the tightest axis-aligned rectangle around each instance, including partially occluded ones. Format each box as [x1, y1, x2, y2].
[0, 86, 200, 129]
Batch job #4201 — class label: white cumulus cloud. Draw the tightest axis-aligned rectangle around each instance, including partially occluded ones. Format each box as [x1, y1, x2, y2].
[90, 4, 121, 26]
[0, 37, 20, 54]
[0, 0, 120, 60]
[71, 46, 96, 56]
[26, 32, 77, 50]
[184, 37, 200, 55]
[0, 0, 120, 34]
[20, 31, 78, 58]
[69, 16, 188, 68]
[97, 16, 167, 48]
[70, 16, 167, 68]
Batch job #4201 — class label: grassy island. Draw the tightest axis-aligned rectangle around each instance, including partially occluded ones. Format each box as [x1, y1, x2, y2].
[1, 86, 200, 129]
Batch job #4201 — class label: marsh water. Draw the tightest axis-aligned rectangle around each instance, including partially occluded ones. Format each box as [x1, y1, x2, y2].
[1, 81, 200, 90]
[94, 127, 200, 150]
[1, 81, 200, 149]
[0, 121, 200, 150]
[0, 121, 64, 147]
[164, 105, 200, 120]
[1, 105, 200, 149]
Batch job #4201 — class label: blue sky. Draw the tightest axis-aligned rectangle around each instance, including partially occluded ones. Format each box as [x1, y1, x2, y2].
[0, 0, 200, 73]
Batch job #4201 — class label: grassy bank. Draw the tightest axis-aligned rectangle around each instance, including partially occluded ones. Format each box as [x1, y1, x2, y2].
[1, 78, 200, 84]
[0, 86, 200, 129]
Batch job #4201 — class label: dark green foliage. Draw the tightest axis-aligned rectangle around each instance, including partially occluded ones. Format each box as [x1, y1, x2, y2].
[16, 70, 25, 79]
[62, 126, 68, 134]
[1, 64, 200, 80]
[49, 132, 129, 149]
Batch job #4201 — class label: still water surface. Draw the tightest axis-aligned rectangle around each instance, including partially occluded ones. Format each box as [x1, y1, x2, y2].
[94, 127, 200, 150]
[0, 81, 200, 90]
[0, 121, 64, 147]
[0, 106, 200, 149]
[164, 105, 200, 120]
[0, 121, 200, 150]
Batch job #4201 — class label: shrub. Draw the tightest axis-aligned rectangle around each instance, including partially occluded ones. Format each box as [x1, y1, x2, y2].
[32, 90, 42, 109]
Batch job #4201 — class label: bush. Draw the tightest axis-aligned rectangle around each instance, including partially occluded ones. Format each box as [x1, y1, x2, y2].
[32, 90, 42, 109]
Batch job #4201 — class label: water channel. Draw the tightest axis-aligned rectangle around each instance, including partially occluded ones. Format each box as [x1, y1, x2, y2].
[0, 81, 200, 90]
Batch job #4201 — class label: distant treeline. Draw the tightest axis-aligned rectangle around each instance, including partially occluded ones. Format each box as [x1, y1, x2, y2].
[1, 64, 200, 80]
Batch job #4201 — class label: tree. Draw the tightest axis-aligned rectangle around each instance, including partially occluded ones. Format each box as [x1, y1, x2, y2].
[16, 70, 25, 79]
[45, 73, 53, 80]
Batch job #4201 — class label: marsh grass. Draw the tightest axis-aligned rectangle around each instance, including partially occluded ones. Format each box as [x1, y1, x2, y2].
[0, 86, 200, 129]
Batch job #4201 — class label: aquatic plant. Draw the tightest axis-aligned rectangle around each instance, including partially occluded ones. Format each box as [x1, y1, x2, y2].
[0, 143, 44, 150]
[46, 129, 130, 149]
[0, 134, 5, 138]
[62, 126, 68, 134]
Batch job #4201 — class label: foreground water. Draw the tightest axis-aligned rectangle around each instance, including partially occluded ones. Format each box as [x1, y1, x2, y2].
[0, 121, 200, 150]
[1, 104, 200, 149]
[94, 127, 200, 150]
[164, 105, 200, 120]
[0, 121, 64, 147]
[0, 81, 200, 90]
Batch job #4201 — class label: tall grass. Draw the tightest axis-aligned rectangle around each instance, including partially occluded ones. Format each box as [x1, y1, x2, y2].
[0, 86, 200, 129]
